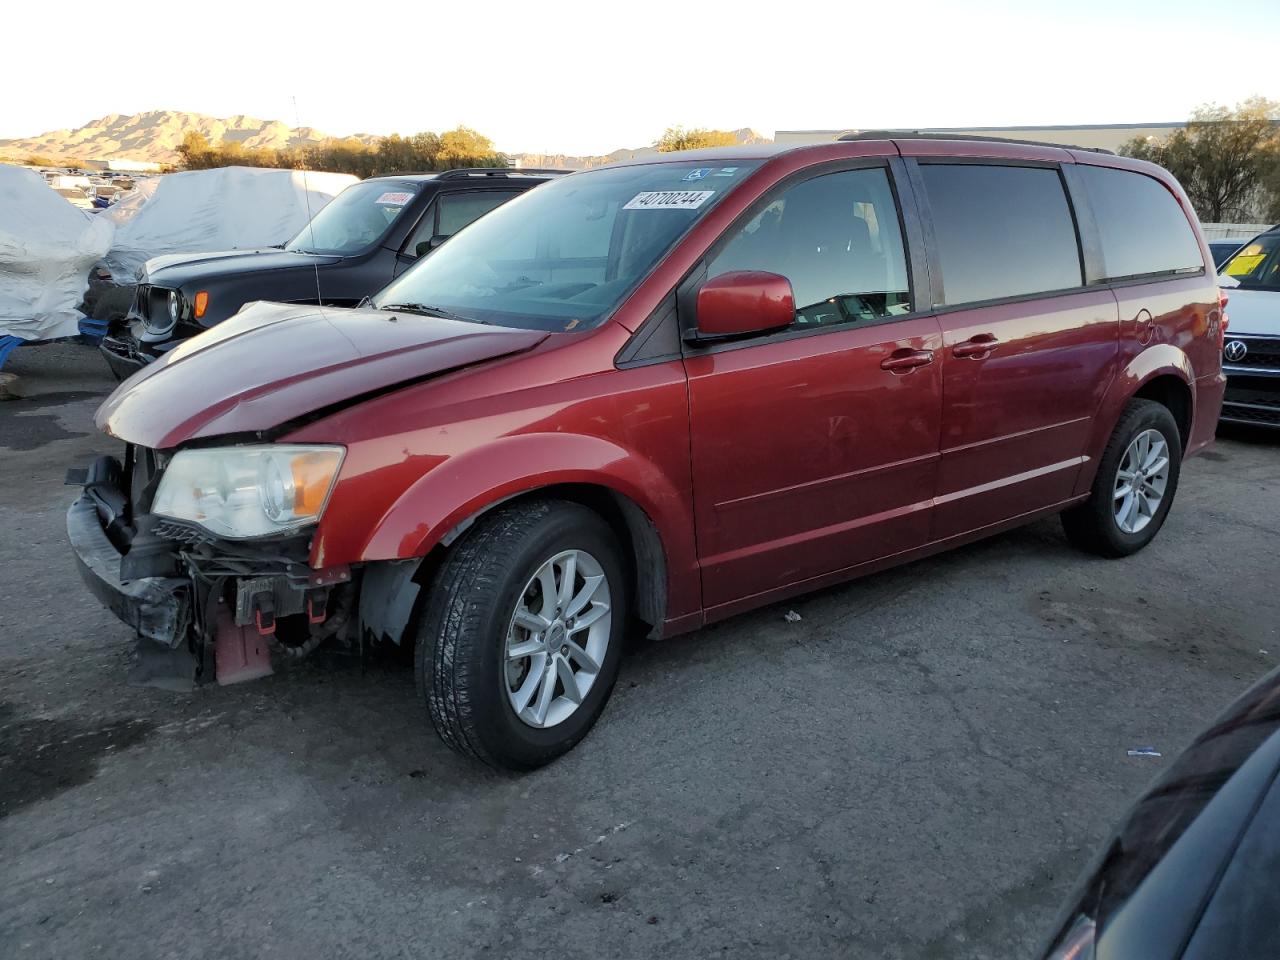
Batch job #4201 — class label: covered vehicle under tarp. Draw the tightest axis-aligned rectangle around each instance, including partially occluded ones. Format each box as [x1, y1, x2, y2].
[0, 164, 114, 342]
[100, 166, 358, 281]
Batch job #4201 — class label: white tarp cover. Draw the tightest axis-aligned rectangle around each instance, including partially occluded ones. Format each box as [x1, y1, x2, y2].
[100, 166, 358, 280]
[0, 164, 114, 341]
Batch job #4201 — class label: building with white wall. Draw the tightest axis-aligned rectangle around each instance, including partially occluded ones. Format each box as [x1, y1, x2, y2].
[85, 157, 164, 173]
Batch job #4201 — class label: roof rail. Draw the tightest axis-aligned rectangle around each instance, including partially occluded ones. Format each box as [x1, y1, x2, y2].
[377, 167, 575, 179]
[435, 166, 574, 179]
[838, 130, 1115, 155]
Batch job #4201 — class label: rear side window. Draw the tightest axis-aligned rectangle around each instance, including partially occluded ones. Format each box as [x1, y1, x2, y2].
[921, 164, 1082, 306]
[436, 190, 519, 237]
[405, 190, 519, 258]
[1078, 165, 1204, 281]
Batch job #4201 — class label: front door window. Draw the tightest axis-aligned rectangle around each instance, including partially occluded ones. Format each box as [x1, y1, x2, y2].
[705, 168, 913, 327]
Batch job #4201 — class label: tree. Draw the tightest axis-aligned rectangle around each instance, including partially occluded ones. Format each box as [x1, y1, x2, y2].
[176, 131, 215, 169]
[174, 126, 507, 176]
[437, 126, 506, 169]
[1121, 98, 1280, 222]
[1259, 148, 1280, 222]
[656, 126, 738, 152]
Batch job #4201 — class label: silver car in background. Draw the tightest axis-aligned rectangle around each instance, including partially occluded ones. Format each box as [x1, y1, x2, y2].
[1218, 227, 1280, 427]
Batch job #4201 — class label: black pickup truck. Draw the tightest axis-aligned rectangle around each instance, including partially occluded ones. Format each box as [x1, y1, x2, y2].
[99, 167, 563, 380]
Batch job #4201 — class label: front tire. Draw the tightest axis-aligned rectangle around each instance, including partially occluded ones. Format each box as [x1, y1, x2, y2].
[416, 500, 628, 770]
[1061, 399, 1182, 557]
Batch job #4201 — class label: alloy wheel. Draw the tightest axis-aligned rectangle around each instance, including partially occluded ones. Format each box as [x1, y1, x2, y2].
[504, 549, 612, 728]
[1113, 428, 1170, 534]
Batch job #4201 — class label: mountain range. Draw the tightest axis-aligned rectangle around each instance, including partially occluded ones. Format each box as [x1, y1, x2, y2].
[0, 111, 770, 168]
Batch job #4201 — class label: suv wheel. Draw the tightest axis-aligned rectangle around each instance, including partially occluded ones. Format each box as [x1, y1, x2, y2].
[1061, 398, 1182, 557]
[416, 500, 627, 770]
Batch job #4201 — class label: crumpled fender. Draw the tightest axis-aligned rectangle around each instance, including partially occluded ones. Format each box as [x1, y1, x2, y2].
[1074, 343, 1194, 495]
[337, 431, 700, 619]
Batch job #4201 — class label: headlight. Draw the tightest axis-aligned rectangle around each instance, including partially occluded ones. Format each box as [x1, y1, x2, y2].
[152, 445, 345, 539]
[167, 290, 181, 324]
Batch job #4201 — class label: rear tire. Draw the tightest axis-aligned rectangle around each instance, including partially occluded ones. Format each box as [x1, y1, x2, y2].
[415, 499, 627, 770]
[1061, 399, 1182, 557]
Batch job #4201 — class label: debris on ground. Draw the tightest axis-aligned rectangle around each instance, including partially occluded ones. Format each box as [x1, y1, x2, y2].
[0, 372, 22, 400]
[1127, 746, 1162, 758]
[784, 610, 802, 623]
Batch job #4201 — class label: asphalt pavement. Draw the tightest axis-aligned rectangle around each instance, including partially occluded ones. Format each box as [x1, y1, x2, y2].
[2, 341, 1278, 959]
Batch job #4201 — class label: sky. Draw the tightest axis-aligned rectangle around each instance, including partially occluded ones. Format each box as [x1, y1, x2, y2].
[5, 0, 1278, 156]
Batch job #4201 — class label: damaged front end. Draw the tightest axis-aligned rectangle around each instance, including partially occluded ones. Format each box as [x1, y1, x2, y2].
[66, 449, 357, 689]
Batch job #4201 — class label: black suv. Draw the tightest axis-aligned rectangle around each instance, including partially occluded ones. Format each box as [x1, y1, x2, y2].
[99, 167, 564, 380]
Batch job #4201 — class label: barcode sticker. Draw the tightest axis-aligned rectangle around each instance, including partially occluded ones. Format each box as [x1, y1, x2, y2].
[623, 190, 715, 211]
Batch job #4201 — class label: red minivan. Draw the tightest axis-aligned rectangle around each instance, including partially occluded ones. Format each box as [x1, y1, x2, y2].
[69, 135, 1226, 769]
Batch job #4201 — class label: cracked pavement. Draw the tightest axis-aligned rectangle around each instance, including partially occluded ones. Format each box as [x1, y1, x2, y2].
[2, 342, 1278, 959]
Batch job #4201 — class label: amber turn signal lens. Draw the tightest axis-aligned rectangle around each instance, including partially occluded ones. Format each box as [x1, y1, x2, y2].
[194, 290, 209, 319]
[291, 450, 344, 516]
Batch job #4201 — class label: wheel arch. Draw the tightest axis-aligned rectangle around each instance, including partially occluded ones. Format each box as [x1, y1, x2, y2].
[352, 432, 697, 639]
[1132, 373, 1193, 451]
[432, 483, 669, 639]
[1076, 346, 1195, 495]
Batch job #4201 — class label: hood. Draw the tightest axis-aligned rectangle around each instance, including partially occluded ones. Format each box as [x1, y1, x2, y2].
[142, 248, 343, 287]
[1222, 285, 1280, 337]
[96, 301, 547, 449]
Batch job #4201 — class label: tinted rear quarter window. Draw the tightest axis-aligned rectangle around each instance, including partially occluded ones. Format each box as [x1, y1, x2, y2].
[1078, 165, 1204, 280]
[920, 164, 1082, 306]
[436, 190, 519, 237]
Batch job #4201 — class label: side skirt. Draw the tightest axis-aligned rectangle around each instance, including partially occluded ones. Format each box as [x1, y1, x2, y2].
[690, 495, 1090, 630]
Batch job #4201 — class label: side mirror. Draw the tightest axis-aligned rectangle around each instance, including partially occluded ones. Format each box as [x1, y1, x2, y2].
[692, 271, 794, 340]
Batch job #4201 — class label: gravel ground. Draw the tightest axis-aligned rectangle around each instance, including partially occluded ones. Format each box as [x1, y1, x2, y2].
[2, 341, 1278, 960]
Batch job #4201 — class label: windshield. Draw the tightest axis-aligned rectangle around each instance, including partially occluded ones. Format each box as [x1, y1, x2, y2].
[1222, 232, 1280, 290]
[286, 180, 419, 255]
[371, 161, 762, 331]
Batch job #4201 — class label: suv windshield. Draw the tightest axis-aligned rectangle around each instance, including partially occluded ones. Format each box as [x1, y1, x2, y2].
[1222, 231, 1280, 290]
[286, 180, 419, 255]
[371, 161, 761, 331]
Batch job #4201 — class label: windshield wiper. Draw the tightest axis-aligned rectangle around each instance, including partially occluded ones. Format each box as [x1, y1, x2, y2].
[377, 302, 485, 324]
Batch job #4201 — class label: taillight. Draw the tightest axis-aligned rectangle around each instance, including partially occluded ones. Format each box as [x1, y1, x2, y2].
[1218, 290, 1229, 348]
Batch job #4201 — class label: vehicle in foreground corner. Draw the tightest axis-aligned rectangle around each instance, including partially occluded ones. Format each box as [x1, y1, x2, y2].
[97, 167, 564, 381]
[1217, 226, 1280, 427]
[1041, 663, 1280, 960]
[68, 135, 1226, 770]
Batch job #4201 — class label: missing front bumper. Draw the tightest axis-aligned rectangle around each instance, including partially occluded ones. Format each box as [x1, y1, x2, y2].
[67, 455, 351, 688]
[66, 494, 190, 647]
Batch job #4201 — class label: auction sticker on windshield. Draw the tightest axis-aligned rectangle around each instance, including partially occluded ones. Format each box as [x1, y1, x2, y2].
[623, 190, 715, 211]
[375, 192, 414, 206]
